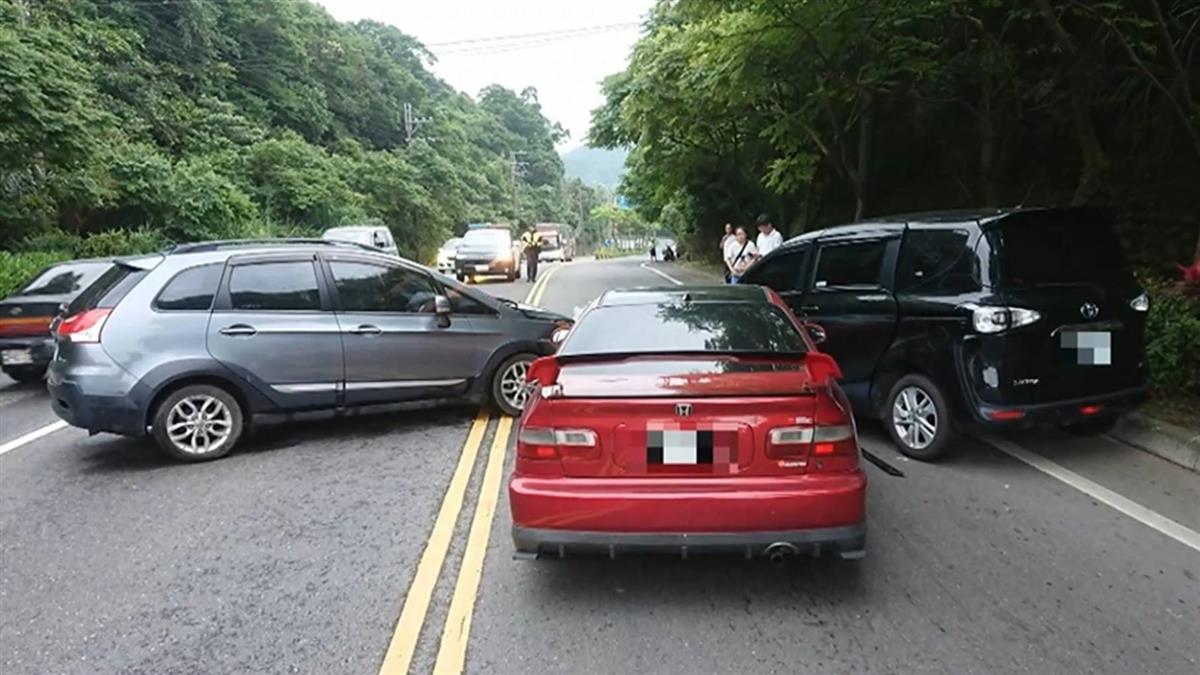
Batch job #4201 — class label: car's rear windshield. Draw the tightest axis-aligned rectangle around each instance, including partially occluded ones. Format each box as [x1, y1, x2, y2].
[561, 301, 807, 356]
[992, 214, 1133, 288]
[66, 263, 149, 314]
[18, 261, 111, 297]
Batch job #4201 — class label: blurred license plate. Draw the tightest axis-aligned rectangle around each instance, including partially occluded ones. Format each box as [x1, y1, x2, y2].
[645, 427, 739, 473]
[1060, 330, 1111, 366]
[1, 349, 33, 365]
[474, 264, 490, 272]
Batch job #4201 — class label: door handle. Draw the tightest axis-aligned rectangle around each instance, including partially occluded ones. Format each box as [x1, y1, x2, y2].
[799, 305, 820, 312]
[219, 324, 257, 337]
[349, 324, 383, 336]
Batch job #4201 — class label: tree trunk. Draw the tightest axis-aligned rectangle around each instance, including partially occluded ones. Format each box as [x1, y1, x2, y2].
[1034, 0, 1108, 204]
[852, 103, 872, 221]
[980, 70, 998, 206]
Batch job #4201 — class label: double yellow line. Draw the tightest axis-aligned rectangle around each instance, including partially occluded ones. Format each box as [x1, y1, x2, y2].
[378, 264, 561, 675]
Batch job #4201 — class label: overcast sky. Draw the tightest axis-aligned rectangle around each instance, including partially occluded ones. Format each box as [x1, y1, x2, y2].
[315, 0, 653, 150]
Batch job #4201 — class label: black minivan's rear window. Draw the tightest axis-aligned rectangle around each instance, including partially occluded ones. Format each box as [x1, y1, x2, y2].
[993, 214, 1132, 288]
[562, 301, 807, 356]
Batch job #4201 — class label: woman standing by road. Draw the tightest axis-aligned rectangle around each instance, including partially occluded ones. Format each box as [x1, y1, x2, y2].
[719, 223, 734, 282]
[724, 226, 757, 284]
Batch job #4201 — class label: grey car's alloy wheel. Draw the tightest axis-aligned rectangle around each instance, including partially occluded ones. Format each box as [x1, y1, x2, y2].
[884, 374, 952, 460]
[152, 384, 244, 462]
[492, 353, 535, 417]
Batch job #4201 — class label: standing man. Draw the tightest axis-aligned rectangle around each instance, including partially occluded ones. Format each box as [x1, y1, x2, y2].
[719, 223, 734, 282]
[755, 214, 783, 260]
[519, 224, 542, 283]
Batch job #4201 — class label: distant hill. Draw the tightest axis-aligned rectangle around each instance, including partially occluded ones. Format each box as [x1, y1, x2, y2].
[562, 146, 628, 189]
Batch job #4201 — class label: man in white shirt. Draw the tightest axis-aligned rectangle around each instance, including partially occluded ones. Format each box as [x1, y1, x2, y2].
[755, 213, 783, 259]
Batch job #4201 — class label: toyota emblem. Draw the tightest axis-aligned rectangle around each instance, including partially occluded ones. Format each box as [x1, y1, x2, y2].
[1080, 302, 1099, 320]
[675, 403, 692, 417]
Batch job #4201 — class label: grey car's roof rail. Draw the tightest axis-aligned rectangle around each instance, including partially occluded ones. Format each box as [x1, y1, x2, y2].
[164, 238, 379, 254]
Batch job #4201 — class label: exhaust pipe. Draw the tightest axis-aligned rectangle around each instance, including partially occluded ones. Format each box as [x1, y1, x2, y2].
[764, 542, 799, 566]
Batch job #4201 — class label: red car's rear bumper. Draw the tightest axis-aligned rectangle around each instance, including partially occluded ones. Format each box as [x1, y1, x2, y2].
[509, 472, 867, 559]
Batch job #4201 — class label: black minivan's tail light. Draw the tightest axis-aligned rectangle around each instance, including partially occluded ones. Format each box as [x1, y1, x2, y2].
[965, 304, 1041, 334]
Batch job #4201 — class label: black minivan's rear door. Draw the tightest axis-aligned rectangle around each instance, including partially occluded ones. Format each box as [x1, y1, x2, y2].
[988, 210, 1147, 404]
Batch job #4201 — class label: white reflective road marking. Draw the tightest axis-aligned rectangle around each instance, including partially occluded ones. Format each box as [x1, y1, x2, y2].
[0, 420, 69, 457]
[639, 262, 684, 286]
[977, 432, 1200, 554]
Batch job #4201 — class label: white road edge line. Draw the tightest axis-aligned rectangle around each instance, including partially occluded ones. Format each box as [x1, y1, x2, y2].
[640, 262, 684, 286]
[975, 431, 1200, 553]
[0, 420, 69, 457]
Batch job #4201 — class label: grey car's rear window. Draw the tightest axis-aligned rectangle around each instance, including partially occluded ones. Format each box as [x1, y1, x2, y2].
[561, 301, 806, 356]
[229, 261, 321, 311]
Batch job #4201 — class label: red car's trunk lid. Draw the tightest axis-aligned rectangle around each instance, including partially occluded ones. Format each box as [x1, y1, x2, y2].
[547, 356, 820, 477]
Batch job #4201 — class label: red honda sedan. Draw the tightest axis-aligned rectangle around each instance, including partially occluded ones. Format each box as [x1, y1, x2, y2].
[509, 285, 867, 562]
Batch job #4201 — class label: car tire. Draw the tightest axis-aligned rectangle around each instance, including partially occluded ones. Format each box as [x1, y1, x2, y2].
[3, 365, 47, 384]
[884, 374, 953, 461]
[1059, 415, 1118, 436]
[151, 384, 244, 462]
[491, 352, 536, 417]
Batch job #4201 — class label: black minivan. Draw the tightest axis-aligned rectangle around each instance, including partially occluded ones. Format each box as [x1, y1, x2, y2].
[740, 207, 1150, 459]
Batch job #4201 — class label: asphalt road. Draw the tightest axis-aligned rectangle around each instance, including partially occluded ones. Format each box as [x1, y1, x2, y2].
[1, 256, 1197, 674]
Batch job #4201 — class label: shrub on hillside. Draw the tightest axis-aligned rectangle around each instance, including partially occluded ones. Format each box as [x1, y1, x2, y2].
[1144, 278, 1200, 396]
[0, 251, 72, 299]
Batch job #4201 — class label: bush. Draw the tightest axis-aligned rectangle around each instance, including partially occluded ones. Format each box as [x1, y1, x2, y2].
[1144, 279, 1200, 396]
[17, 228, 166, 258]
[0, 250, 72, 298]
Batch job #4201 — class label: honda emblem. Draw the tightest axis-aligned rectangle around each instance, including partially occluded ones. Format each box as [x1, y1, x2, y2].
[675, 403, 692, 417]
[1080, 302, 1099, 320]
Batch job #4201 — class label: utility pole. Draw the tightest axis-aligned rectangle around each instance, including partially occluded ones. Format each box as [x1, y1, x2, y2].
[508, 151, 527, 223]
[403, 103, 431, 144]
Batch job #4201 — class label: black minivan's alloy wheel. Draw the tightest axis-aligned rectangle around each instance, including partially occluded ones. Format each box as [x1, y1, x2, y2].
[885, 374, 953, 460]
[152, 384, 244, 462]
[492, 352, 536, 417]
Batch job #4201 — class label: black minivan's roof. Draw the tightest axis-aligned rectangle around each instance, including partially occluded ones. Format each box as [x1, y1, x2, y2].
[782, 205, 1100, 247]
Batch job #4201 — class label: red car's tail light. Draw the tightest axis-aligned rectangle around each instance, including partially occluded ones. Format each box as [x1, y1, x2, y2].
[56, 308, 112, 343]
[767, 395, 858, 466]
[0, 316, 53, 337]
[517, 426, 597, 460]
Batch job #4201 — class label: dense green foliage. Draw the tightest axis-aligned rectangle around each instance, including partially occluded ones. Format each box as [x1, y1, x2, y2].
[0, 0, 608, 264]
[1143, 279, 1200, 395]
[592, 0, 1199, 275]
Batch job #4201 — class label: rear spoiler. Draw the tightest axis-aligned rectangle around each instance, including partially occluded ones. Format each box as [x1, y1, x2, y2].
[528, 351, 843, 387]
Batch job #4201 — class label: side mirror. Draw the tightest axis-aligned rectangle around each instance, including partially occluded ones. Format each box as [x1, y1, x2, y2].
[434, 295, 452, 328]
[805, 323, 827, 345]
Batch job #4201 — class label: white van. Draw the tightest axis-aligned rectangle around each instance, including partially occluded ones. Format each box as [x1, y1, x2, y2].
[322, 226, 399, 256]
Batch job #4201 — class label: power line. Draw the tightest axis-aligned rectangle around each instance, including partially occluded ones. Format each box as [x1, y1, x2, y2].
[425, 22, 640, 48]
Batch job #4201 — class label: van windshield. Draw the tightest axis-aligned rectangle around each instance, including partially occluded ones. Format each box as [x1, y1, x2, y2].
[992, 214, 1133, 288]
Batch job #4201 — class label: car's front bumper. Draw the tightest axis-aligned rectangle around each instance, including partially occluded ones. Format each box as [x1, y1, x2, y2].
[973, 384, 1150, 427]
[510, 472, 867, 559]
[0, 336, 56, 368]
[455, 258, 515, 275]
